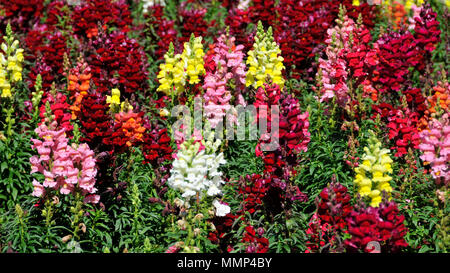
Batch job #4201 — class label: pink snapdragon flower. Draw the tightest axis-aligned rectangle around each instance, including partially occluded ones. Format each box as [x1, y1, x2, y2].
[317, 16, 356, 106]
[30, 121, 99, 203]
[203, 33, 247, 128]
[418, 114, 450, 185]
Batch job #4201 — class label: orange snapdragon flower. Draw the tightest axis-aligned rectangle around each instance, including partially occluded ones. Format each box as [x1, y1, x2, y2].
[114, 111, 146, 147]
[418, 82, 450, 131]
[68, 69, 91, 119]
[387, 1, 408, 30]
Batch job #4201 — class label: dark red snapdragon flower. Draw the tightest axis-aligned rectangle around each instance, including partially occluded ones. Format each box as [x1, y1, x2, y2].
[254, 83, 310, 178]
[178, 6, 212, 45]
[71, 0, 132, 39]
[386, 108, 421, 157]
[28, 31, 69, 91]
[79, 94, 113, 152]
[242, 225, 269, 253]
[249, 0, 276, 29]
[141, 119, 173, 167]
[208, 213, 238, 252]
[413, 3, 441, 54]
[144, 5, 178, 60]
[39, 92, 73, 134]
[225, 8, 252, 53]
[375, 31, 422, 93]
[0, 0, 44, 31]
[306, 181, 352, 253]
[372, 103, 421, 157]
[89, 31, 148, 96]
[345, 199, 408, 253]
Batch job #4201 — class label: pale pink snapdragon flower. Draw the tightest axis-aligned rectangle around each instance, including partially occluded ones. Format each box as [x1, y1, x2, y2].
[203, 33, 247, 128]
[30, 121, 99, 203]
[418, 114, 450, 185]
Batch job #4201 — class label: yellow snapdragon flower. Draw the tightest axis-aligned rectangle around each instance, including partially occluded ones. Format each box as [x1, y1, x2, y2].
[183, 34, 206, 85]
[106, 88, 133, 113]
[354, 132, 394, 207]
[0, 25, 24, 98]
[156, 35, 206, 97]
[246, 21, 285, 89]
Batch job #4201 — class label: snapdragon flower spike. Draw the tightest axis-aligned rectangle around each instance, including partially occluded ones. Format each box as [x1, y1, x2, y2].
[70, 0, 132, 39]
[254, 83, 310, 178]
[345, 199, 408, 253]
[104, 110, 146, 149]
[0, 28, 24, 98]
[203, 33, 247, 128]
[157, 35, 206, 97]
[353, 132, 394, 207]
[79, 94, 113, 152]
[0, 0, 44, 31]
[178, 7, 212, 46]
[385, 107, 421, 157]
[39, 92, 73, 134]
[141, 118, 173, 167]
[374, 31, 423, 93]
[167, 134, 227, 204]
[30, 121, 99, 203]
[242, 225, 269, 253]
[413, 3, 441, 53]
[418, 114, 450, 185]
[245, 21, 285, 90]
[248, 0, 276, 28]
[90, 31, 148, 96]
[68, 58, 92, 119]
[144, 4, 177, 60]
[224, 8, 252, 53]
[306, 181, 352, 253]
[317, 14, 353, 106]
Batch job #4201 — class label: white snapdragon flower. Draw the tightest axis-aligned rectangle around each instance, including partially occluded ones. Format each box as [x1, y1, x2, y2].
[167, 137, 227, 203]
[213, 199, 230, 217]
[142, 0, 165, 13]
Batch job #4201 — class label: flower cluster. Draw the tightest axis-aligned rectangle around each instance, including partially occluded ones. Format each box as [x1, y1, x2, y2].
[225, 8, 252, 53]
[305, 181, 352, 253]
[106, 88, 132, 114]
[0, 26, 24, 98]
[178, 7, 212, 46]
[241, 225, 269, 253]
[167, 133, 227, 209]
[79, 94, 113, 152]
[353, 132, 394, 207]
[39, 92, 73, 134]
[30, 121, 99, 204]
[68, 58, 91, 119]
[0, 0, 44, 31]
[418, 114, 450, 186]
[413, 3, 441, 53]
[237, 174, 270, 215]
[90, 31, 148, 95]
[203, 33, 247, 128]
[27, 30, 69, 92]
[106, 111, 146, 149]
[317, 14, 354, 106]
[255, 83, 310, 178]
[71, 0, 132, 39]
[345, 199, 408, 253]
[245, 21, 285, 90]
[419, 82, 450, 130]
[141, 120, 173, 167]
[144, 4, 177, 60]
[157, 35, 206, 97]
